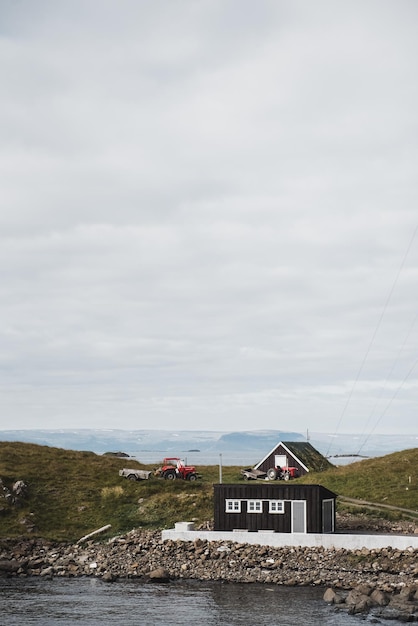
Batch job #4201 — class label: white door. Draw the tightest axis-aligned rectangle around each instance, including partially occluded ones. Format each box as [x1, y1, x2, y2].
[274, 455, 287, 468]
[291, 501, 306, 533]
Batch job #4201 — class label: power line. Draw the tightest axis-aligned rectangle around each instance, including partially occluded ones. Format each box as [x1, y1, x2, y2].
[357, 353, 418, 455]
[325, 225, 418, 459]
[355, 308, 418, 454]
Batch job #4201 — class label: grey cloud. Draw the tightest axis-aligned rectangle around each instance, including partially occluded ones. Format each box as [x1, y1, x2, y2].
[0, 1, 417, 434]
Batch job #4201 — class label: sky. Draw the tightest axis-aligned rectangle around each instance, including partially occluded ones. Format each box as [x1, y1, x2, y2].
[1, 0, 418, 436]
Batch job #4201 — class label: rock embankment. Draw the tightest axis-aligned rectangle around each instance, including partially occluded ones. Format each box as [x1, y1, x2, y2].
[324, 583, 418, 621]
[1, 530, 417, 621]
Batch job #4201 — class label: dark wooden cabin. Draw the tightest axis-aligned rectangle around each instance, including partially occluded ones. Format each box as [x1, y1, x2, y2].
[254, 441, 332, 477]
[214, 483, 336, 533]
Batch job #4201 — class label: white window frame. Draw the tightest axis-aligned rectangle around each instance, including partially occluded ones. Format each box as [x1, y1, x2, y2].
[225, 499, 241, 513]
[247, 500, 263, 513]
[269, 500, 285, 514]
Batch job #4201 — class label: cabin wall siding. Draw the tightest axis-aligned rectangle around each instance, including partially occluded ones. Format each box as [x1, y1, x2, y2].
[214, 484, 336, 534]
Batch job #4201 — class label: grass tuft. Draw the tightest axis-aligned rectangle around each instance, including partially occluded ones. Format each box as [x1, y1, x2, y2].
[101, 486, 124, 498]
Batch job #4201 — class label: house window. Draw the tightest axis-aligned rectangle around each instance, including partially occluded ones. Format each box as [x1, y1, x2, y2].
[269, 500, 285, 514]
[225, 500, 241, 513]
[247, 500, 263, 513]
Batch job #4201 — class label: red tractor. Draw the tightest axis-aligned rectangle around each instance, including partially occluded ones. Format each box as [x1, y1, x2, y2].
[156, 458, 199, 481]
[267, 466, 299, 481]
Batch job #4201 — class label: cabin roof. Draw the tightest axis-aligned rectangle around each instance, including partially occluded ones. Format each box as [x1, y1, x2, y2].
[215, 482, 337, 498]
[255, 441, 332, 472]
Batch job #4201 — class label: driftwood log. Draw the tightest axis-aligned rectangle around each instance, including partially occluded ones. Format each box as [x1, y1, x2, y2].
[77, 524, 112, 544]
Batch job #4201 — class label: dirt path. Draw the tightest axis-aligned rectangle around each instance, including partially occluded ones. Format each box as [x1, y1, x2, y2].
[338, 495, 418, 518]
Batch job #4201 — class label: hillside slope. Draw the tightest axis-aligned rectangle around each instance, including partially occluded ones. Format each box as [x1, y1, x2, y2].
[297, 447, 418, 512]
[0, 442, 225, 541]
[1, 442, 417, 541]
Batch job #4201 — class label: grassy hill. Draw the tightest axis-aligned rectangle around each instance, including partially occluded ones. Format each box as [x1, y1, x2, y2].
[0, 442, 239, 541]
[297, 447, 418, 514]
[1, 442, 417, 541]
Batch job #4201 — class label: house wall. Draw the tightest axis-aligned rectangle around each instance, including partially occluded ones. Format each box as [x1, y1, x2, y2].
[214, 484, 336, 534]
[256, 444, 309, 476]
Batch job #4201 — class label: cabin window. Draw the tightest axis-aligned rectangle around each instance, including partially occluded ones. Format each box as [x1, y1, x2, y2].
[225, 500, 241, 513]
[269, 500, 285, 514]
[247, 500, 263, 513]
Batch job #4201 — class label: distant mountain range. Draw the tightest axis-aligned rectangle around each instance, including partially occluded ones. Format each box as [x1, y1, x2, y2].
[0, 429, 302, 454]
[0, 428, 416, 463]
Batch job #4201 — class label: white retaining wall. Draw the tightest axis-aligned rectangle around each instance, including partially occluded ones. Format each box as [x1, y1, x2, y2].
[162, 526, 418, 551]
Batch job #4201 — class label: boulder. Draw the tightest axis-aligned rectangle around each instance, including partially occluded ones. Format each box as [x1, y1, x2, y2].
[0, 559, 20, 572]
[346, 589, 374, 614]
[12, 481, 26, 496]
[370, 588, 389, 606]
[147, 567, 170, 582]
[40, 566, 54, 577]
[355, 583, 373, 596]
[399, 584, 417, 601]
[323, 588, 345, 604]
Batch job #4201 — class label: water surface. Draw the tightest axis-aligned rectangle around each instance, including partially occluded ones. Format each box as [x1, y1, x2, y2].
[2, 577, 368, 625]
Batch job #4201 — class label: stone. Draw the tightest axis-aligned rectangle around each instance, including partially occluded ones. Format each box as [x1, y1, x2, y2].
[12, 481, 26, 496]
[40, 566, 54, 577]
[399, 584, 416, 600]
[388, 595, 416, 613]
[355, 583, 373, 596]
[346, 589, 366, 605]
[147, 567, 170, 582]
[323, 588, 338, 603]
[0, 559, 20, 572]
[370, 588, 389, 606]
[0, 525, 417, 626]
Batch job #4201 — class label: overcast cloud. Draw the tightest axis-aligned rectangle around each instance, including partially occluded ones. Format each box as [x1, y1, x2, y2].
[1, 0, 417, 435]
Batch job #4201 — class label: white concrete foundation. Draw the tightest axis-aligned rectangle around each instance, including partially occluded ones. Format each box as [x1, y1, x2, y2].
[161, 528, 418, 551]
[174, 522, 195, 531]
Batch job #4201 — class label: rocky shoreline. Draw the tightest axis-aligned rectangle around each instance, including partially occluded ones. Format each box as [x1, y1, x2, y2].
[1, 528, 418, 622]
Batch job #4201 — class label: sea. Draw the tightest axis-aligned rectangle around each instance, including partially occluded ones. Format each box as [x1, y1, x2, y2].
[2, 577, 366, 626]
[128, 449, 359, 467]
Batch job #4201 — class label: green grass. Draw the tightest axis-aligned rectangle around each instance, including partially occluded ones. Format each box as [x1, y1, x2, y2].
[0, 442, 244, 541]
[1, 442, 417, 541]
[296, 447, 418, 513]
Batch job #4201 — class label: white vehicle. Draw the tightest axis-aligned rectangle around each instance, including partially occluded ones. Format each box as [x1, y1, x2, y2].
[119, 468, 152, 481]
